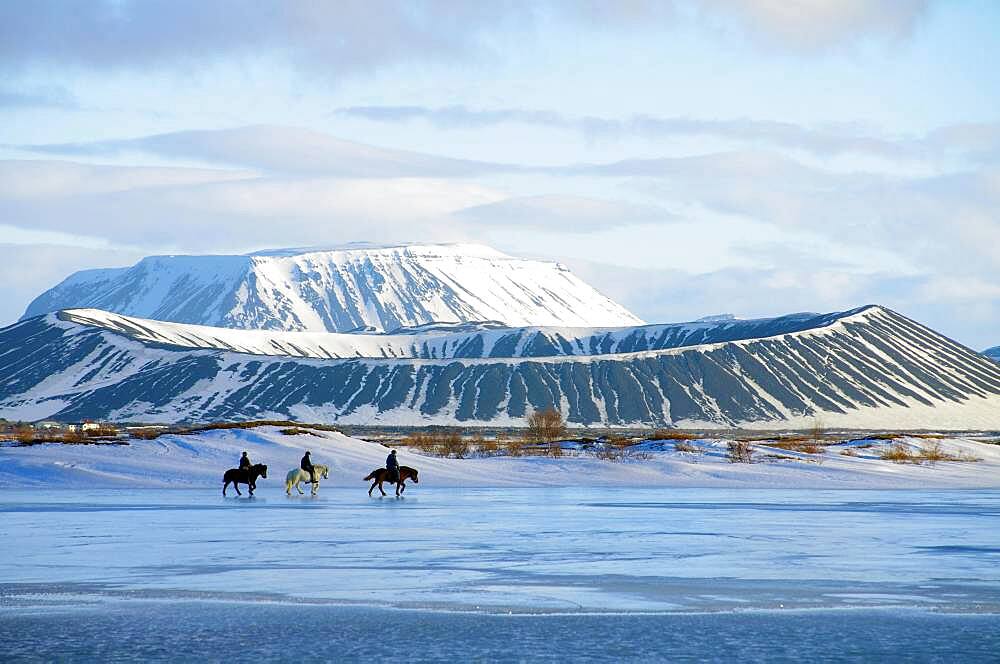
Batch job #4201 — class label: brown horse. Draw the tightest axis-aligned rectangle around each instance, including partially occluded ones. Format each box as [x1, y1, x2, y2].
[364, 466, 419, 496]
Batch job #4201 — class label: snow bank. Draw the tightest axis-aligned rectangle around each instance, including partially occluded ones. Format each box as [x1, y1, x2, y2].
[2, 427, 999, 490]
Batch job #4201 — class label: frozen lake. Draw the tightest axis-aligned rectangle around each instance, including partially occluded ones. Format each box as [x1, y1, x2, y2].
[2, 487, 1000, 661]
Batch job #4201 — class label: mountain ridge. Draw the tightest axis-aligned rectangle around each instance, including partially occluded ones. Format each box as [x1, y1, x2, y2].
[3, 304, 998, 428]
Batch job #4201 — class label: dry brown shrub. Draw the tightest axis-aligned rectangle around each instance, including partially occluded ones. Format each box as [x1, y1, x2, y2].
[880, 443, 916, 462]
[840, 448, 858, 457]
[440, 432, 470, 459]
[648, 429, 699, 441]
[674, 441, 702, 453]
[525, 408, 566, 443]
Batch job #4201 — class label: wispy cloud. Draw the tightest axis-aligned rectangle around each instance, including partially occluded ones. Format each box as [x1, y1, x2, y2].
[456, 195, 675, 232]
[18, 126, 512, 177]
[337, 105, 1000, 163]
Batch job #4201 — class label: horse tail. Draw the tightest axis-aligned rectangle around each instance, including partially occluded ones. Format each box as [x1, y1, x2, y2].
[363, 470, 378, 481]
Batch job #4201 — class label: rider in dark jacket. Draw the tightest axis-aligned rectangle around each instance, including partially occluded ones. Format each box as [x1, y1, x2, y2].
[301, 451, 315, 483]
[239, 451, 251, 473]
[386, 449, 399, 483]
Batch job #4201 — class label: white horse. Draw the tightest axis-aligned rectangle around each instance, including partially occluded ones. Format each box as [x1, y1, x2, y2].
[285, 464, 329, 496]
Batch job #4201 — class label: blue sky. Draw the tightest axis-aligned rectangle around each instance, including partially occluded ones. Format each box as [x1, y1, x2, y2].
[1, 1, 999, 348]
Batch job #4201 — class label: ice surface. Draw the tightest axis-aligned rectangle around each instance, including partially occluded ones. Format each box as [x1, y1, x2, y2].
[2, 487, 1000, 615]
[4, 455, 1000, 660]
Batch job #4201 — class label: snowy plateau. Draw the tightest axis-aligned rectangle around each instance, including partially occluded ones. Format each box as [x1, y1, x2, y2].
[22, 243, 643, 332]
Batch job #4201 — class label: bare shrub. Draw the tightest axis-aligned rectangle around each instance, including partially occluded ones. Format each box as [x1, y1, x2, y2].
[648, 429, 699, 441]
[880, 443, 916, 463]
[403, 433, 439, 455]
[840, 448, 858, 457]
[674, 441, 701, 453]
[525, 408, 566, 443]
[84, 425, 119, 438]
[278, 428, 321, 437]
[505, 439, 525, 457]
[595, 445, 624, 462]
[727, 440, 753, 463]
[438, 431, 469, 458]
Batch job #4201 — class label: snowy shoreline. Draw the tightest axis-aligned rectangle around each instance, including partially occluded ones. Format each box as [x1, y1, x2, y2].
[2, 426, 999, 490]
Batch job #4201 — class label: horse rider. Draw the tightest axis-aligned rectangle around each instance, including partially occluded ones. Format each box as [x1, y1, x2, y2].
[386, 449, 400, 484]
[301, 450, 316, 484]
[239, 451, 252, 474]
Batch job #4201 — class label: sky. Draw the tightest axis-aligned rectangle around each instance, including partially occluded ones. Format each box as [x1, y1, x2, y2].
[1, 0, 999, 348]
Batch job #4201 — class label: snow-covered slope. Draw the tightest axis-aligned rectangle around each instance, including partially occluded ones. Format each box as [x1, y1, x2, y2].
[2, 305, 999, 428]
[56, 307, 868, 360]
[22, 244, 643, 332]
[985, 346, 1000, 362]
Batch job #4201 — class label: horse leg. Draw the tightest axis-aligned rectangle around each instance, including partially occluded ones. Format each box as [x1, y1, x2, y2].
[234, 482, 241, 496]
[379, 481, 387, 497]
[399, 481, 406, 495]
[223, 480, 228, 496]
[368, 481, 376, 496]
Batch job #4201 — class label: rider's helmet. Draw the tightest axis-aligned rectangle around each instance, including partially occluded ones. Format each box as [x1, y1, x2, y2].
[305, 450, 311, 455]
[391, 450, 397, 455]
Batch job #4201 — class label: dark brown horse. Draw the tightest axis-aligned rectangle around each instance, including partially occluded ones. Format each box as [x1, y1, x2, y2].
[364, 466, 419, 496]
[223, 463, 268, 496]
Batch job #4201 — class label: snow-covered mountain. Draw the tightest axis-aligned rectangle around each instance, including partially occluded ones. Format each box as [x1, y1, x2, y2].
[22, 243, 643, 332]
[985, 346, 1000, 362]
[2, 305, 999, 428]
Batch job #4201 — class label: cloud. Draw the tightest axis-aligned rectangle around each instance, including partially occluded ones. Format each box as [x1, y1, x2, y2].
[0, 1, 934, 78]
[0, 160, 255, 198]
[697, 0, 931, 53]
[615, 151, 1000, 271]
[456, 195, 675, 232]
[0, 159, 504, 250]
[565, 257, 997, 350]
[337, 105, 1000, 164]
[19, 125, 512, 177]
[0, 1, 530, 75]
